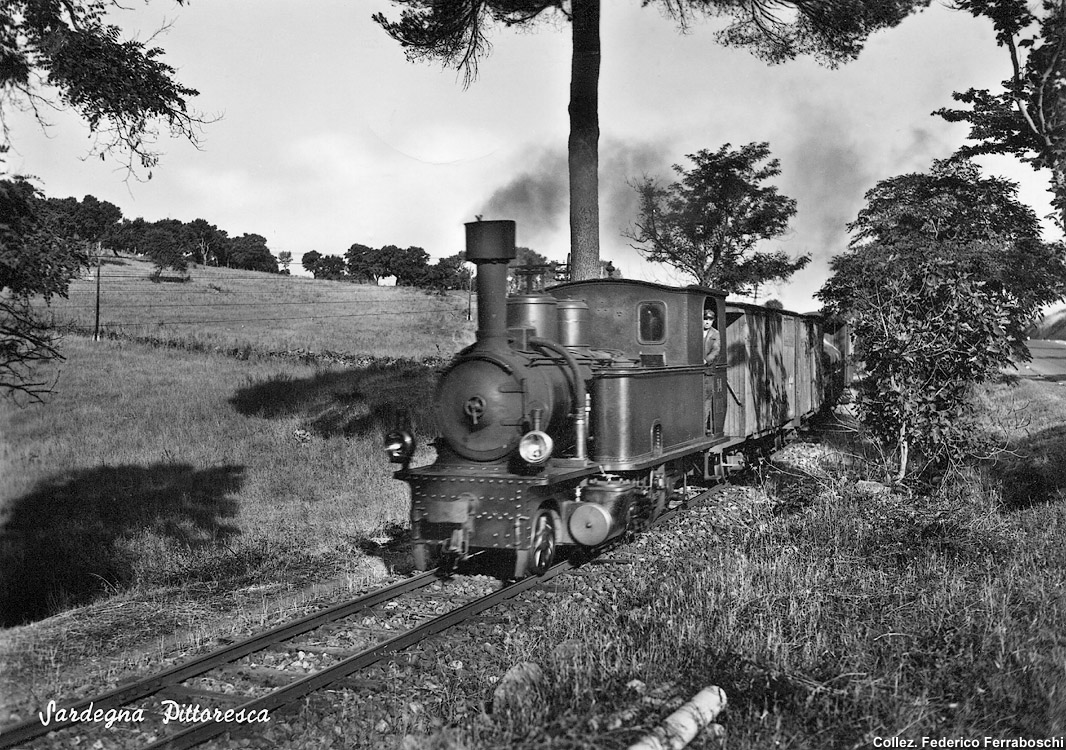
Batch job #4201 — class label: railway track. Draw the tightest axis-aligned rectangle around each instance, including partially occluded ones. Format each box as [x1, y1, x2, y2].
[0, 486, 721, 750]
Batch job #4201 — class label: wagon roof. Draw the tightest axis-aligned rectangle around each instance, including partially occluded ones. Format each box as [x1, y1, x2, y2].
[548, 278, 727, 297]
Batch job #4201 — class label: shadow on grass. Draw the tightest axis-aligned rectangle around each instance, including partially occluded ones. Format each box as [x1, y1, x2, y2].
[0, 463, 243, 627]
[229, 360, 437, 439]
[993, 423, 1066, 510]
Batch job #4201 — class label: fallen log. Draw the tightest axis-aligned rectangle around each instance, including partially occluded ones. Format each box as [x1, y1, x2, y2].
[627, 685, 727, 750]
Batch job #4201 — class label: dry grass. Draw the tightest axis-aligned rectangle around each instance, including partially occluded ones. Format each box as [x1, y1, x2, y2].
[0, 339, 445, 710]
[3, 263, 476, 716]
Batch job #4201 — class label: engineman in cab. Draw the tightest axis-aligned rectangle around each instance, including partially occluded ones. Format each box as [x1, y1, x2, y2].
[703, 302, 721, 434]
[703, 304, 721, 364]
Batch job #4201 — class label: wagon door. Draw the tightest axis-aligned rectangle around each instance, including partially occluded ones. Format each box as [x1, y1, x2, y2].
[704, 298, 728, 436]
[724, 308, 748, 438]
[779, 315, 797, 424]
[750, 309, 773, 434]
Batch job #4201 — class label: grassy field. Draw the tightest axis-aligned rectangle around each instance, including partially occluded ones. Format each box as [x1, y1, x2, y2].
[2, 262, 1065, 746]
[2, 262, 474, 635]
[44, 256, 475, 358]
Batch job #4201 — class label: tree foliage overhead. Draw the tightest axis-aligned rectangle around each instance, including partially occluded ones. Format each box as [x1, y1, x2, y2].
[1, 0, 204, 174]
[819, 159, 1066, 479]
[373, 0, 928, 280]
[935, 0, 1066, 228]
[626, 142, 808, 294]
[0, 179, 90, 401]
[374, 0, 928, 78]
[1, 3, 204, 401]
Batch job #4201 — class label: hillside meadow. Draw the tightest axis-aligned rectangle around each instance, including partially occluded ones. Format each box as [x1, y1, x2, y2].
[2, 263, 472, 664]
[43, 256, 475, 358]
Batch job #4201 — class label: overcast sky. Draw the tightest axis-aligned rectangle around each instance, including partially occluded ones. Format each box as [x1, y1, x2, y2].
[6, 0, 1057, 310]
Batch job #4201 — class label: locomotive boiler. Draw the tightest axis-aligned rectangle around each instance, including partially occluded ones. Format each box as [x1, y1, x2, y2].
[385, 219, 843, 579]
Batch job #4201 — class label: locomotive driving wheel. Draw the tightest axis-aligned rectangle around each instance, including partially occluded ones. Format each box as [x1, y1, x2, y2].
[528, 510, 557, 576]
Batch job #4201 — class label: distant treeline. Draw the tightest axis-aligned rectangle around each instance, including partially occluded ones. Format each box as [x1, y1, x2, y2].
[32, 189, 616, 292]
[302, 245, 471, 291]
[30, 192, 281, 275]
[302, 245, 615, 293]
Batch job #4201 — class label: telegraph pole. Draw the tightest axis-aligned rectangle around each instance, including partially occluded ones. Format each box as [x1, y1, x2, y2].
[93, 242, 101, 341]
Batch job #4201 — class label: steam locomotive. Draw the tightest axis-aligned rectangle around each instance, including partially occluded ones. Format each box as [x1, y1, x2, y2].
[385, 220, 847, 578]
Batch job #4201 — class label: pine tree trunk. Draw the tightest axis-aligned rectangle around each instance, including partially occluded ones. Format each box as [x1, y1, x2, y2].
[568, 0, 600, 281]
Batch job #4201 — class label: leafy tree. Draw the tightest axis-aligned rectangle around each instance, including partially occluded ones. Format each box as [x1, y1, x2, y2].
[847, 158, 1065, 321]
[186, 219, 229, 266]
[345, 243, 392, 283]
[935, 0, 1066, 228]
[626, 143, 808, 294]
[388, 245, 432, 286]
[35, 194, 123, 246]
[35, 196, 81, 240]
[73, 195, 123, 249]
[820, 242, 1024, 480]
[374, 0, 925, 280]
[314, 255, 347, 280]
[143, 221, 188, 279]
[818, 159, 1066, 479]
[277, 250, 293, 274]
[227, 233, 278, 273]
[0, 179, 90, 400]
[2, 0, 204, 174]
[105, 217, 149, 256]
[418, 254, 473, 294]
[437, 252, 472, 286]
[36, 194, 124, 262]
[302, 250, 323, 275]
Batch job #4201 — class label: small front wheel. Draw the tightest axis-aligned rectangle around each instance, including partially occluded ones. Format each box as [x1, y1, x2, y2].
[528, 511, 557, 576]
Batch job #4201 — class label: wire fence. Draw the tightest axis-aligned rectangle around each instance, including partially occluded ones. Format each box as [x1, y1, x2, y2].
[53, 271, 473, 328]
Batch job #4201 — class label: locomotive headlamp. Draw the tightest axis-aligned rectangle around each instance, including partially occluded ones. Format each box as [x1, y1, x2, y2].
[518, 430, 553, 465]
[384, 430, 415, 464]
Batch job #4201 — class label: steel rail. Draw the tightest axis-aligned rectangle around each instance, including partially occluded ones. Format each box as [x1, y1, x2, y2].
[1, 485, 723, 749]
[0, 570, 441, 749]
[142, 488, 723, 750]
[142, 559, 579, 750]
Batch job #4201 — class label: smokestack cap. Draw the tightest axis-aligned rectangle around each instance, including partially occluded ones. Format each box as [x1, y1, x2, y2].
[465, 220, 517, 263]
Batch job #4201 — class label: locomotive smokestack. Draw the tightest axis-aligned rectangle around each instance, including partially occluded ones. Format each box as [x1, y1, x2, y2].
[465, 220, 517, 348]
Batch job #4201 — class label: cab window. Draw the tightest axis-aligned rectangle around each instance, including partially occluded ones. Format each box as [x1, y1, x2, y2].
[637, 301, 666, 344]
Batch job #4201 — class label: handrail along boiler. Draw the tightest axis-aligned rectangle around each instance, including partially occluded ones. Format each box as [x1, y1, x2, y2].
[385, 220, 845, 578]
